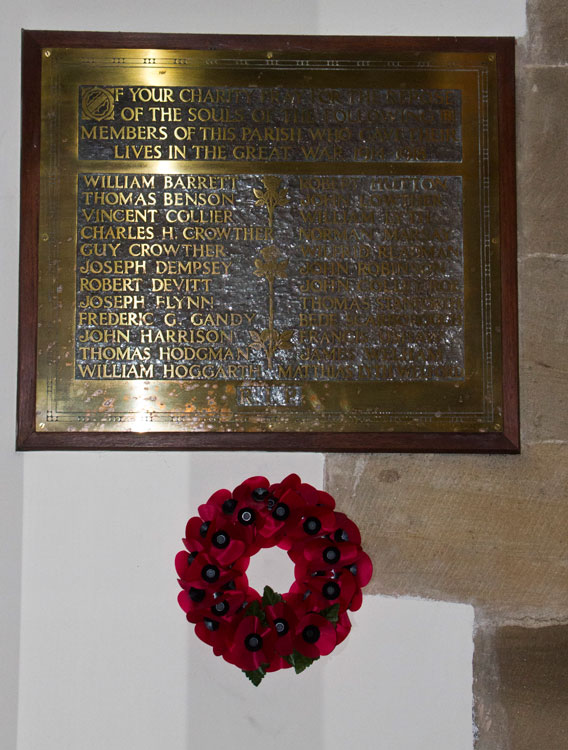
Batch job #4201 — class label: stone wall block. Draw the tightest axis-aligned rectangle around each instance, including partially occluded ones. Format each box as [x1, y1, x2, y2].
[519, 256, 568, 441]
[326, 446, 568, 620]
[517, 66, 568, 258]
[518, 0, 568, 65]
[495, 625, 568, 750]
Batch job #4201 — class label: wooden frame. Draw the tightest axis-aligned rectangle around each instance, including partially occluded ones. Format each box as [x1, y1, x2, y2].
[17, 30, 519, 451]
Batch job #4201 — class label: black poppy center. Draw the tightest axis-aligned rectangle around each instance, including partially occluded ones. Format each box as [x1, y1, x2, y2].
[212, 600, 229, 616]
[238, 508, 255, 526]
[272, 503, 290, 521]
[334, 528, 349, 543]
[323, 546, 341, 564]
[274, 618, 289, 636]
[348, 564, 358, 576]
[199, 521, 210, 538]
[244, 633, 263, 652]
[302, 625, 320, 644]
[204, 618, 219, 632]
[201, 564, 220, 583]
[222, 498, 237, 514]
[252, 487, 269, 502]
[212, 531, 230, 549]
[322, 581, 341, 600]
[189, 587, 206, 603]
[303, 516, 322, 535]
[187, 551, 197, 566]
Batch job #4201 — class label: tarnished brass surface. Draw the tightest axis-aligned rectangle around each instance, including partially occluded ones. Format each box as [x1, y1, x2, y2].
[36, 47, 502, 434]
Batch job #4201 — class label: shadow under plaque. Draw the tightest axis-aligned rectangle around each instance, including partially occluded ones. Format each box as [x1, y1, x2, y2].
[17, 31, 519, 451]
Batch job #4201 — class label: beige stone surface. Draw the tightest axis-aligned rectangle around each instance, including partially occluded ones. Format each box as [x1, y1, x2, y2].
[519, 0, 568, 64]
[495, 625, 568, 750]
[519, 256, 568, 442]
[517, 66, 568, 258]
[325, 445, 568, 621]
[473, 622, 568, 750]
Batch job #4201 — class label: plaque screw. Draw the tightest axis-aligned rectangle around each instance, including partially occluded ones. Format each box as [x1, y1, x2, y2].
[44, 50, 51, 57]
[42, 234, 49, 241]
[489, 55, 495, 62]
[267, 52, 273, 59]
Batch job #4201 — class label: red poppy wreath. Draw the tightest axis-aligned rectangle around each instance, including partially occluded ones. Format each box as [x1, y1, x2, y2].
[175, 473, 373, 685]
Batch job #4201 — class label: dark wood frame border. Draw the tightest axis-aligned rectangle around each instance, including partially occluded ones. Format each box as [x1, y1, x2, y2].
[17, 30, 519, 452]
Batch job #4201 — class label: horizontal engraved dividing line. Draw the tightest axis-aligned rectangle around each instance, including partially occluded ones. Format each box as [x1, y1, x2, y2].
[49, 419, 490, 426]
[45, 397, 489, 417]
[47, 405, 489, 418]
[62, 57, 490, 73]
[50, 390, 483, 418]
[74, 161, 467, 175]
[101, 419, 488, 427]
[45, 400, 489, 416]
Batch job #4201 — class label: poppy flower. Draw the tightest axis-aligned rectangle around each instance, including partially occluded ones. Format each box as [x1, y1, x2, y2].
[195, 617, 234, 657]
[194, 499, 262, 552]
[294, 613, 337, 659]
[191, 518, 249, 567]
[233, 476, 271, 506]
[270, 475, 336, 511]
[181, 516, 211, 555]
[230, 554, 252, 577]
[270, 473, 301, 497]
[176, 550, 236, 592]
[295, 538, 361, 573]
[257, 487, 307, 544]
[199, 477, 272, 528]
[291, 569, 360, 613]
[197, 488, 233, 522]
[342, 550, 373, 588]
[175, 549, 198, 581]
[264, 600, 299, 657]
[224, 615, 276, 671]
[297, 482, 336, 510]
[331, 512, 362, 546]
[292, 547, 372, 594]
[233, 506, 265, 552]
[178, 583, 250, 624]
[284, 505, 338, 551]
[221, 479, 274, 546]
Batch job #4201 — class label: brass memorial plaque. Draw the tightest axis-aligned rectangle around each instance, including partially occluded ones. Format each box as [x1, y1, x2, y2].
[18, 32, 519, 451]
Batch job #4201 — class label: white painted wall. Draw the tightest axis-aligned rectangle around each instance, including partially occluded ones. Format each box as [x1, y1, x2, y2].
[19, 452, 475, 750]
[0, 2, 525, 750]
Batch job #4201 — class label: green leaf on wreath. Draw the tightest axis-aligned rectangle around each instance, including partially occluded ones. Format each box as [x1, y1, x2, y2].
[243, 599, 267, 625]
[244, 663, 270, 686]
[319, 603, 340, 624]
[284, 650, 319, 674]
[262, 585, 283, 606]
